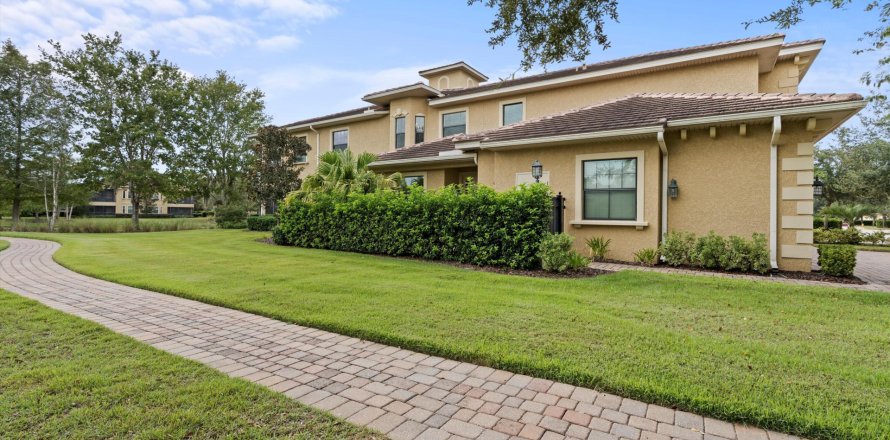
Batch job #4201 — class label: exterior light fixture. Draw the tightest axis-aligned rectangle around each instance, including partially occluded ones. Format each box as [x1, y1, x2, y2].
[531, 160, 543, 182]
[668, 179, 679, 199]
[813, 176, 825, 197]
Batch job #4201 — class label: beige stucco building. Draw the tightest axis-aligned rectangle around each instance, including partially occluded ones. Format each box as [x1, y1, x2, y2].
[87, 187, 195, 216]
[280, 34, 864, 271]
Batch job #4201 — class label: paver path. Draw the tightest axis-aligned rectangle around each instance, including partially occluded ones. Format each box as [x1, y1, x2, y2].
[0, 237, 800, 440]
[853, 251, 890, 287]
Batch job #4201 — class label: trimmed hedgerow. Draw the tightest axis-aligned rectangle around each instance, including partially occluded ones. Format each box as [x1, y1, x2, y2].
[818, 244, 857, 277]
[275, 183, 552, 269]
[247, 215, 277, 231]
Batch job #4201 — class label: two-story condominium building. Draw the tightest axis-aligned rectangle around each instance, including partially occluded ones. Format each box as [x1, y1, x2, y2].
[280, 34, 865, 272]
[87, 187, 195, 217]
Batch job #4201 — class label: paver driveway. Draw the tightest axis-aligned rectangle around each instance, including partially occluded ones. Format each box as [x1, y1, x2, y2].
[854, 251, 890, 287]
[0, 237, 800, 440]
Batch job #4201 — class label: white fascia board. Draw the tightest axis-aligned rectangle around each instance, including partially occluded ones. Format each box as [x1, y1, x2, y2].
[476, 125, 664, 150]
[665, 101, 867, 128]
[429, 37, 785, 107]
[369, 153, 477, 168]
[778, 42, 823, 58]
[420, 62, 489, 81]
[363, 84, 442, 101]
[285, 111, 389, 132]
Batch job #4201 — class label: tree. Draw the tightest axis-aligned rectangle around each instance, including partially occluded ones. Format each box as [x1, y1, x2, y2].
[181, 71, 268, 209]
[296, 150, 404, 201]
[44, 33, 188, 227]
[245, 125, 311, 212]
[36, 87, 79, 231]
[469, 0, 619, 70]
[0, 40, 56, 229]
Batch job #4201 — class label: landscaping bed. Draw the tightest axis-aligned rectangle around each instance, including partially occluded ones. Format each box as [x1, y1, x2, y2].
[0, 289, 379, 439]
[4, 230, 886, 439]
[604, 259, 867, 285]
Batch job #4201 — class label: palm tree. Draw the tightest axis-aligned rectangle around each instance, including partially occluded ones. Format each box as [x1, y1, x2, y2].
[820, 203, 873, 227]
[294, 150, 403, 201]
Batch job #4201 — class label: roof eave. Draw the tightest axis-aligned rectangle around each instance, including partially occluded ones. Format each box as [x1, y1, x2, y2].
[777, 41, 824, 81]
[369, 152, 477, 169]
[285, 110, 390, 131]
[362, 84, 443, 105]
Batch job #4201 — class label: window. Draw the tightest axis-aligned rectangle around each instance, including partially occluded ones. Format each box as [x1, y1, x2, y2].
[122, 189, 129, 199]
[404, 175, 424, 187]
[442, 111, 466, 136]
[332, 130, 348, 151]
[395, 117, 406, 148]
[582, 158, 637, 220]
[295, 136, 308, 162]
[415, 116, 425, 143]
[502, 102, 523, 125]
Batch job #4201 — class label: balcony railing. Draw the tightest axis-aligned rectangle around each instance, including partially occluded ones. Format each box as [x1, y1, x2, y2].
[89, 190, 116, 202]
[172, 197, 195, 204]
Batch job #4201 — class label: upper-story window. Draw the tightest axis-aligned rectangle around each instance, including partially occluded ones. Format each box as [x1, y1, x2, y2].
[332, 129, 348, 151]
[295, 136, 308, 162]
[502, 102, 524, 126]
[395, 117, 406, 148]
[442, 111, 466, 136]
[415, 116, 425, 143]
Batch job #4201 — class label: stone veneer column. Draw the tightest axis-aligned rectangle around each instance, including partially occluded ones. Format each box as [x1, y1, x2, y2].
[779, 142, 816, 269]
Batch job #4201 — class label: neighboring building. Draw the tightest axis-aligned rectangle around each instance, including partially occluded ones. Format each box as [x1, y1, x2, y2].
[281, 34, 865, 272]
[87, 187, 195, 216]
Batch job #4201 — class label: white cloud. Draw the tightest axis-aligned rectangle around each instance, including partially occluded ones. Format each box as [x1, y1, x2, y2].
[256, 35, 301, 52]
[232, 0, 337, 20]
[134, 15, 254, 55]
[136, 0, 189, 17]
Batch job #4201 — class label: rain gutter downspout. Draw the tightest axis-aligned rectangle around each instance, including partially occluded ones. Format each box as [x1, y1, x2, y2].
[769, 116, 781, 270]
[657, 128, 668, 242]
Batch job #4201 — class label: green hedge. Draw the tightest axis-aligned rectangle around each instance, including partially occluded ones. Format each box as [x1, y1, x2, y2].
[814, 228, 862, 244]
[275, 183, 552, 269]
[247, 215, 277, 231]
[817, 245, 857, 277]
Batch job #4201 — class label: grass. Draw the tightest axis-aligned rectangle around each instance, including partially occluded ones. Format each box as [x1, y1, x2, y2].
[2, 230, 888, 440]
[0, 288, 381, 439]
[0, 216, 214, 233]
[0, 239, 7, 252]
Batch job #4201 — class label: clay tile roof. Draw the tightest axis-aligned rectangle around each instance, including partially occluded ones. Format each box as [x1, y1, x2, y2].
[781, 38, 826, 49]
[280, 105, 388, 129]
[376, 92, 863, 162]
[439, 34, 787, 98]
[375, 135, 464, 162]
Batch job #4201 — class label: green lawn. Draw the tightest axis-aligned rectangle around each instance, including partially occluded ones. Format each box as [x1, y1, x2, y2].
[0, 288, 380, 439]
[3, 230, 888, 440]
[0, 239, 8, 252]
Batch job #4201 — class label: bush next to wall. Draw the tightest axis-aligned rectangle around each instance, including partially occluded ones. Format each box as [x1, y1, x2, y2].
[275, 183, 552, 269]
[659, 230, 771, 274]
[814, 228, 862, 245]
[246, 215, 277, 231]
[817, 245, 857, 277]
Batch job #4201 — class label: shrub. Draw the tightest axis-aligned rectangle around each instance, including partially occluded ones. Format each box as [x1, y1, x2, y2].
[585, 236, 611, 262]
[246, 215, 277, 231]
[277, 183, 551, 269]
[633, 248, 658, 266]
[719, 235, 753, 272]
[539, 233, 588, 272]
[818, 245, 857, 277]
[814, 228, 861, 244]
[659, 231, 696, 266]
[813, 217, 843, 229]
[861, 231, 886, 245]
[215, 205, 247, 229]
[271, 225, 288, 245]
[749, 233, 771, 274]
[693, 231, 725, 269]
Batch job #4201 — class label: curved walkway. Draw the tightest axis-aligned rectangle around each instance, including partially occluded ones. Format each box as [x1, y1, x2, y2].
[0, 237, 799, 440]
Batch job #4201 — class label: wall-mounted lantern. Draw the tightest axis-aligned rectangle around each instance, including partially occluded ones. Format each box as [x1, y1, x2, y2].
[668, 179, 679, 199]
[813, 176, 825, 197]
[531, 160, 543, 183]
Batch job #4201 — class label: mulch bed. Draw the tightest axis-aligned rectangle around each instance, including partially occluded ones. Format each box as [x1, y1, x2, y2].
[602, 259, 866, 285]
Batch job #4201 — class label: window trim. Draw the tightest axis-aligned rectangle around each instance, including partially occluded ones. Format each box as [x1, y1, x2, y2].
[394, 116, 406, 148]
[440, 107, 469, 137]
[331, 128, 349, 151]
[403, 172, 427, 188]
[499, 98, 526, 127]
[414, 115, 425, 144]
[294, 135, 308, 163]
[572, 150, 648, 227]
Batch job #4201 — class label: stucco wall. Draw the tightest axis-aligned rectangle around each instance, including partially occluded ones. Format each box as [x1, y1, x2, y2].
[758, 59, 801, 93]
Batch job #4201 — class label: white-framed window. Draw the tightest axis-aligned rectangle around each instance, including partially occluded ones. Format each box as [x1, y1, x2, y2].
[573, 150, 646, 226]
[395, 117, 406, 148]
[295, 135, 308, 162]
[442, 110, 467, 136]
[501, 100, 525, 126]
[122, 189, 129, 199]
[332, 129, 348, 151]
[414, 115, 425, 143]
[404, 175, 425, 187]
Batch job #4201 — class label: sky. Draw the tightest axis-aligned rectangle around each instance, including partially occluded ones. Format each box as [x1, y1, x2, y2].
[0, 0, 883, 126]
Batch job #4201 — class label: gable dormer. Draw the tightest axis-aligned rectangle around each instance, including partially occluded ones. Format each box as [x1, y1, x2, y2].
[419, 62, 488, 90]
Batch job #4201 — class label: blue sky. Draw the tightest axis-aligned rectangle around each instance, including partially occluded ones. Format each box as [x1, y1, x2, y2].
[1, 0, 882, 125]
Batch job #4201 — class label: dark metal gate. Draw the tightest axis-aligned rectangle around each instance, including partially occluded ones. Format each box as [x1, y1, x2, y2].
[551, 192, 565, 233]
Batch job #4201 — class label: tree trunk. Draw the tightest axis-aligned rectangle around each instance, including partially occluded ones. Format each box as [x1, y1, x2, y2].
[50, 164, 59, 231]
[43, 176, 50, 226]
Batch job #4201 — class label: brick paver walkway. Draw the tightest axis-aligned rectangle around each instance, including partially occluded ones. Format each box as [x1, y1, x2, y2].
[0, 237, 801, 440]
[590, 260, 889, 292]
[851, 251, 890, 288]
